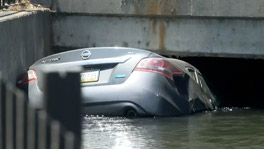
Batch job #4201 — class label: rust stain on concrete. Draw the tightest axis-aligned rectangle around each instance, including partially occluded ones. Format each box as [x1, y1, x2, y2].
[152, 19, 157, 34]
[149, 0, 159, 15]
[159, 20, 166, 52]
[159, 21, 166, 51]
[131, 0, 143, 14]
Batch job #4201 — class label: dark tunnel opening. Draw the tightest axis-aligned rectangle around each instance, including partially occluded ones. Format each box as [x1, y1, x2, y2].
[177, 57, 264, 108]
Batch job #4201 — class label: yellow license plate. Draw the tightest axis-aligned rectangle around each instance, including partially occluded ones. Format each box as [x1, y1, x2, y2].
[81, 70, 100, 83]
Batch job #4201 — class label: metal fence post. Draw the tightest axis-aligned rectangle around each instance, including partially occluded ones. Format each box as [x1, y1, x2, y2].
[1, 70, 83, 149]
[16, 90, 27, 149]
[38, 111, 49, 149]
[0, 77, 6, 149]
[27, 105, 39, 149]
[64, 132, 75, 149]
[6, 85, 16, 149]
[50, 121, 61, 149]
[43, 70, 81, 149]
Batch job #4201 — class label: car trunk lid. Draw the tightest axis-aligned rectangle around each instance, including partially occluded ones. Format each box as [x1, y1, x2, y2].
[30, 47, 152, 91]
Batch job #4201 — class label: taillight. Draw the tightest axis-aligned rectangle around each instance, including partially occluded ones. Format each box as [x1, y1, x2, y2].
[134, 58, 182, 80]
[17, 70, 37, 86]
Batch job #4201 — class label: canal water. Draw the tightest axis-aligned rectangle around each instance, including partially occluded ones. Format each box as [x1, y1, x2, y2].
[82, 108, 264, 149]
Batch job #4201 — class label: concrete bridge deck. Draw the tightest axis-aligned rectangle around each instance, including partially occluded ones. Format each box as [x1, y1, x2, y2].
[48, 0, 264, 59]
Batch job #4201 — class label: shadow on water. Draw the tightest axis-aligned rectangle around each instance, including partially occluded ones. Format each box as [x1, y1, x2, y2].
[82, 108, 264, 149]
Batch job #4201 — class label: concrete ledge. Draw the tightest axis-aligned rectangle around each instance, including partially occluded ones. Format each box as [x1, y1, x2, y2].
[51, 0, 264, 18]
[0, 9, 51, 84]
[52, 15, 264, 59]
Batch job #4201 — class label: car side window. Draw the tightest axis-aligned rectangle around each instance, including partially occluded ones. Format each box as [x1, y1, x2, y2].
[185, 67, 196, 81]
[197, 73, 211, 94]
[186, 67, 205, 87]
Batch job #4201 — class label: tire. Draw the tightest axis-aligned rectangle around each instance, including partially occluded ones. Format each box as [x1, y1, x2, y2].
[125, 109, 137, 118]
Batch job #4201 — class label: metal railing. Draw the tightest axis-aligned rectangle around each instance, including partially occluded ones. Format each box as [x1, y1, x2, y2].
[0, 70, 81, 149]
[0, 0, 22, 9]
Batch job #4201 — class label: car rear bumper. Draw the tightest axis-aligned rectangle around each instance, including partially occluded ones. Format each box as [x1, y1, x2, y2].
[81, 72, 192, 116]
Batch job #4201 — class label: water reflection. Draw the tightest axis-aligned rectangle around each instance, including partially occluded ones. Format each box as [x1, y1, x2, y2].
[82, 109, 264, 149]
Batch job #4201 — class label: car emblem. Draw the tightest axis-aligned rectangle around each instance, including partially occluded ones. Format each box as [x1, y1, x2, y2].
[81, 50, 91, 60]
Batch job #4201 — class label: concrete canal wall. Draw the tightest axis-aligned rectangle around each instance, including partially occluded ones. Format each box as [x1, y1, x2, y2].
[50, 0, 264, 59]
[0, 10, 51, 84]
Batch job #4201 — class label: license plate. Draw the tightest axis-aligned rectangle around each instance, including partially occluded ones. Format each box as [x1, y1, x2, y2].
[81, 70, 100, 83]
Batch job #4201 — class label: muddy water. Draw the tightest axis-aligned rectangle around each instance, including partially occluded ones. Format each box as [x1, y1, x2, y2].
[82, 108, 264, 149]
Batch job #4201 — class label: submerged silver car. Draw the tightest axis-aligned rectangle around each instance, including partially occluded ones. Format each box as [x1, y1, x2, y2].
[18, 47, 217, 117]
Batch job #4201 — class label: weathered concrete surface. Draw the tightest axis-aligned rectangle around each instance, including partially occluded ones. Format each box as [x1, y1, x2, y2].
[52, 15, 264, 59]
[0, 10, 51, 84]
[50, 0, 264, 18]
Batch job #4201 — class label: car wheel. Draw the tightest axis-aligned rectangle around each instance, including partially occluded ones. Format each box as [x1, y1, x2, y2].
[125, 109, 137, 118]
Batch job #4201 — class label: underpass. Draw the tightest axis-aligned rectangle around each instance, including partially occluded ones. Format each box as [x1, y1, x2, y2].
[2, 0, 264, 148]
[180, 56, 264, 107]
